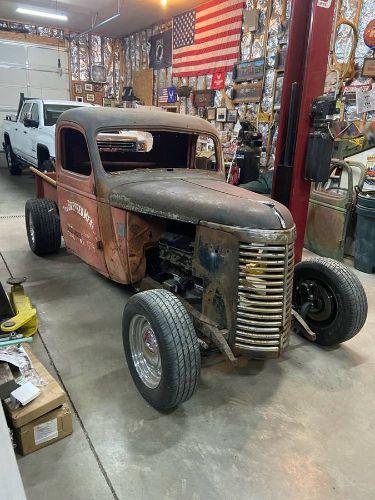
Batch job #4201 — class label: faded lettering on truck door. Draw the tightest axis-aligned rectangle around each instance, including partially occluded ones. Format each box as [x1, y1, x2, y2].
[57, 127, 108, 276]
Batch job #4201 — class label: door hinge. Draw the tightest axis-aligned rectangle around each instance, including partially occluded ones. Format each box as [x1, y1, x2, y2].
[96, 240, 104, 250]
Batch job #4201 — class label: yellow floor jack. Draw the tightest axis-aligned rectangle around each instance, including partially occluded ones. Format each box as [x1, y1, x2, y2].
[0, 277, 38, 348]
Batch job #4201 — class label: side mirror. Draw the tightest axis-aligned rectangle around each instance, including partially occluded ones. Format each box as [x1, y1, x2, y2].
[24, 118, 39, 128]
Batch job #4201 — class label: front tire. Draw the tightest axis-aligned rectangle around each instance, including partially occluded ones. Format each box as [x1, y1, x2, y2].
[25, 199, 61, 255]
[5, 143, 22, 175]
[293, 257, 367, 346]
[123, 289, 201, 410]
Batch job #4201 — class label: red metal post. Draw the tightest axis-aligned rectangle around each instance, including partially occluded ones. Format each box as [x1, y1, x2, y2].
[272, 0, 336, 262]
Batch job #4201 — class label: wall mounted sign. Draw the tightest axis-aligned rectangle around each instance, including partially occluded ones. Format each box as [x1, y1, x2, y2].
[362, 58, 375, 78]
[232, 82, 263, 103]
[364, 20, 375, 49]
[159, 86, 177, 104]
[207, 107, 216, 120]
[233, 58, 265, 83]
[243, 9, 260, 33]
[216, 107, 227, 122]
[211, 69, 225, 90]
[275, 48, 287, 71]
[193, 90, 215, 108]
[226, 109, 238, 123]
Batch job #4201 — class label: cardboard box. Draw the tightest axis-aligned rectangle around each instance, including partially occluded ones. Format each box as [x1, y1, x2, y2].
[5, 346, 66, 428]
[14, 403, 73, 455]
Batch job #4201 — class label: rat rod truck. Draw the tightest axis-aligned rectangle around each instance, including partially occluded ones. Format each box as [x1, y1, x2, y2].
[25, 107, 367, 410]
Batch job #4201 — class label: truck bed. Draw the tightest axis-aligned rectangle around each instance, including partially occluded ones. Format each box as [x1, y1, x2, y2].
[30, 167, 57, 203]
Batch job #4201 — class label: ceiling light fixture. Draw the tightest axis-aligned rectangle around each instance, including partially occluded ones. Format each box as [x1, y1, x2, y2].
[16, 7, 68, 21]
[161, 0, 167, 7]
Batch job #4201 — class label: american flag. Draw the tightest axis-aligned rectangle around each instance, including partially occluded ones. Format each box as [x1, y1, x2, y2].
[158, 88, 169, 103]
[172, 0, 244, 78]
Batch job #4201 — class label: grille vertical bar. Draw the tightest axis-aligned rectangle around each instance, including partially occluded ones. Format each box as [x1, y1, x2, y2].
[235, 240, 294, 356]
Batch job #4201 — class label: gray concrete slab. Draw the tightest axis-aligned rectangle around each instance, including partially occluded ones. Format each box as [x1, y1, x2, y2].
[0, 165, 375, 500]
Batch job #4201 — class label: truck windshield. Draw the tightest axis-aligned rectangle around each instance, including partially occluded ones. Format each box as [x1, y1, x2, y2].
[43, 104, 82, 126]
[96, 129, 219, 174]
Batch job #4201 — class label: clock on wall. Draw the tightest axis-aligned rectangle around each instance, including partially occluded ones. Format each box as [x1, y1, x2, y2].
[90, 64, 107, 83]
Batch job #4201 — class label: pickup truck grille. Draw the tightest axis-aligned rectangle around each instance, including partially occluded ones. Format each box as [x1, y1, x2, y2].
[235, 240, 294, 357]
[97, 140, 137, 151]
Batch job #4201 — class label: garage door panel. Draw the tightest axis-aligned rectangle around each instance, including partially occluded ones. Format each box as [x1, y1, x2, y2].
[0, 68, 27, 86]
[0, 41, 26, 65]
[36, 87, 70, 100]
[0, 85, 28, 111]
[28, 68, 69, 89]
[27, 46, 68, 71]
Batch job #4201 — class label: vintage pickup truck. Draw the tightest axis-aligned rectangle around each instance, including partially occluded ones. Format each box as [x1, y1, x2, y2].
[25, 107, 367, 410]
[3, 97, 92, 175]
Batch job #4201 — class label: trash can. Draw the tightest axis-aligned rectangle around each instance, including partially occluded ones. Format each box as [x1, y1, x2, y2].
[354, 194, 375, 273]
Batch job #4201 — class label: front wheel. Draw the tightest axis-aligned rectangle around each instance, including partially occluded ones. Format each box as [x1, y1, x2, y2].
[5, 143, 22, 175]
[123, 289, 201, 410]
[293, 257, 367, 346]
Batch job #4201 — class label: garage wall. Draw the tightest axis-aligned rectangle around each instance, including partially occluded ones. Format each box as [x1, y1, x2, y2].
[0, 38, 70, 149]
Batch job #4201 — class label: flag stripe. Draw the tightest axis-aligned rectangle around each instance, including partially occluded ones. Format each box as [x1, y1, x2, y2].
[173, 51, 239, 69]
[195, 0, 233, 14]
[195, 15, 243, 35]
[173, 39, 240, 60]
[196, 2, 244, 24]
[194, 21, 242, 42]
[193, 27, 241, 46]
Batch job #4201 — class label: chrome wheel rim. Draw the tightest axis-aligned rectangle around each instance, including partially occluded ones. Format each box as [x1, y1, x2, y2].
[129, 314, 161, 389]
[28, 214, 35, 245]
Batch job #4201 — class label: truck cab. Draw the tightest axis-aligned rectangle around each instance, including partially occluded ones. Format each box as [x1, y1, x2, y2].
[3, 98, 93, 174]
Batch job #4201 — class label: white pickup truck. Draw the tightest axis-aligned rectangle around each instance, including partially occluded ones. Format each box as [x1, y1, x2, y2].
[3, 98, 93, 175]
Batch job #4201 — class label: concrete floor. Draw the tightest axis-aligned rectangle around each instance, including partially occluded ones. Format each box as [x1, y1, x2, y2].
[0, 158, 375, 500]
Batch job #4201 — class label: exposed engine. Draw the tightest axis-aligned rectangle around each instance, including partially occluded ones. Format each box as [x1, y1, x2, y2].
[146, 231, 202, 301]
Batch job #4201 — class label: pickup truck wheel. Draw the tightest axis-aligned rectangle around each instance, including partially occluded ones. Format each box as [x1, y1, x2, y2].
[123, 289, 201, 410]
[25, 199, 61, 255]
[293, 258, 368, 346]
[5, 144, 22, 175]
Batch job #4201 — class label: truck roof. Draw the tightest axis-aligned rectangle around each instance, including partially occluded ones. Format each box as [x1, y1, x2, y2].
[25, 99, 94, 106]
[57, 107, 220, 138]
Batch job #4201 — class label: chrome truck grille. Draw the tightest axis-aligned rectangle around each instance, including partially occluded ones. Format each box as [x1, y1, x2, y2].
[235, 239, 294, 357]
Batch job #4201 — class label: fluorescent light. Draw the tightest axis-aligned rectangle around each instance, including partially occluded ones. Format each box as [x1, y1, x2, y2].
[16, 7, 68, 21]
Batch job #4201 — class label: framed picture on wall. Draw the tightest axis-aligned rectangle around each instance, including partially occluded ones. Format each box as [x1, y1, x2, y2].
[75, 96, 83, 102]
[86, 93, 95, 102]
[84, 83, 93, 91]
[216, 107, 227, 122]
[75, 83, 83, 94]
[227, 109, 238, 123]
[207, 107, 216, 120]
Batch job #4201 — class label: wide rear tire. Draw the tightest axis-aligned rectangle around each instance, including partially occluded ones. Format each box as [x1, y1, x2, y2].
[123, 289, 201, 410]
[25, 199, 61, 255]
[293, 257, 367, 346]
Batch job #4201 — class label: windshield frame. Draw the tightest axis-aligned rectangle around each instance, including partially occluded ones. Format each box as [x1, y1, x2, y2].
[94, 125, 224, 176]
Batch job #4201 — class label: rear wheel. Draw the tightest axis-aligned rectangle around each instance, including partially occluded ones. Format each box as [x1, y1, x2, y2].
[293, 257, 367, 345]
[123, 289, 201, 410]
[5, 143, 22, 175]
[25, 199, 61, 255]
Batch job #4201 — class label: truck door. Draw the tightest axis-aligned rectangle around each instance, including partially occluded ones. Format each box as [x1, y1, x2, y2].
[56, 127, 109, 276]
[12, 102, 31, 156]
[22, 103, 39, 166]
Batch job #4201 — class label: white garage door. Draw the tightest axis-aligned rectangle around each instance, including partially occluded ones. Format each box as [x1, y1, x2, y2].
[0, 38, 70, 150]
